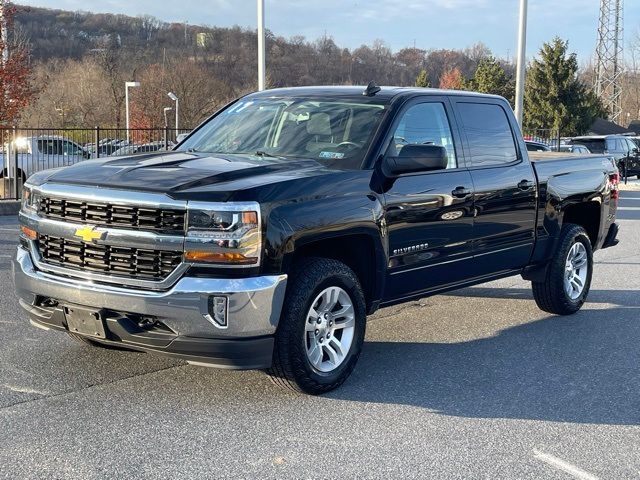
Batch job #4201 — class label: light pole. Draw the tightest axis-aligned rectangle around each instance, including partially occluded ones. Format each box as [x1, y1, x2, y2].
[163, 107, 172, 128]
[514, 0, 528, 127]
[125, 81, 140, 143]
[257, 0, 266, 90]
[167, 92, 179, 132]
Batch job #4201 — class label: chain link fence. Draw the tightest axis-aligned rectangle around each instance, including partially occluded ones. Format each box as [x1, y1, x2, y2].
[0, 127, 192, 199]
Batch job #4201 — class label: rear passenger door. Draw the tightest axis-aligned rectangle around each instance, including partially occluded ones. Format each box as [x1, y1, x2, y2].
[451, 99, 537, 276]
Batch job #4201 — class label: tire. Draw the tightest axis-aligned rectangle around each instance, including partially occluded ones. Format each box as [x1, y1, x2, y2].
[267, 257, 366, 394]
[532, 224, 593, 315]
[67, 332, 137, 352]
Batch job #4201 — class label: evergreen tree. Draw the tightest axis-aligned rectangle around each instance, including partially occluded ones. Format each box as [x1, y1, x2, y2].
[415, 69, 430, 88]
[466, 56, 514, 103]
[524, 38, 606, 135]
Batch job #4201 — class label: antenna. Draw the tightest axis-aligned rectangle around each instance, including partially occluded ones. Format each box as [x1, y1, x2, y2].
[595, 0, 624, 123]
[363, 81, 381, 97]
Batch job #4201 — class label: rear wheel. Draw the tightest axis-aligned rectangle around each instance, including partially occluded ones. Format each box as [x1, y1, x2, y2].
[267, 257, 366, 394]
[532, 224, 593, 315]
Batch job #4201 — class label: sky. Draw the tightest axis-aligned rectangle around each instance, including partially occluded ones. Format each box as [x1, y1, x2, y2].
[16, 0, 640, 63]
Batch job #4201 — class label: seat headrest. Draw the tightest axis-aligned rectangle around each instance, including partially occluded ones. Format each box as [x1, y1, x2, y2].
[306, 113, 332, 136]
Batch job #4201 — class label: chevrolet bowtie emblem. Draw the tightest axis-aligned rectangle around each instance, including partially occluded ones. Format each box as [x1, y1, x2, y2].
[74, 225, 104, 243]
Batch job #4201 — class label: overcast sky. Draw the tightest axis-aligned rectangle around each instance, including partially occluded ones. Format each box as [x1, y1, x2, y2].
[17, 0, 640, 62]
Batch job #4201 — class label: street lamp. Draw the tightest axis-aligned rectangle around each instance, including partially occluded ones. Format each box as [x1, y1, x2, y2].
[163, 107, 173, 128]
[514, 0, 528, 127]
[257, 0, 266, 91]
[125, 81, 140, 143]
[167, 92, 179, 132]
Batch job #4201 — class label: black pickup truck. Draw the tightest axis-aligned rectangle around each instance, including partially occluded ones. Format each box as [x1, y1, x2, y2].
[15, 86, 620, 394]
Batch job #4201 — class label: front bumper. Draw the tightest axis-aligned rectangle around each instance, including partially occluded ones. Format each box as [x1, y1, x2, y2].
[13, 246, 287, 369]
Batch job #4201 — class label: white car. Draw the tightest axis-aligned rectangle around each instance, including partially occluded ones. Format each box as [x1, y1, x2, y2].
[1, 136, 90, 182]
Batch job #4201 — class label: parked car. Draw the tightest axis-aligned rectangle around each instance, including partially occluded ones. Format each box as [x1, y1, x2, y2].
[569, 135, 640, 178]
[525, 141, 551, 152]
[110, 141, 171, 156]
[1, 136, 90, 184]
[559, 144, 591, 154]
[15, 86, 620, 394]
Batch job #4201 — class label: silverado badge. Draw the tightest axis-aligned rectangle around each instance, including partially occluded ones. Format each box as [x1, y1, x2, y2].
[74, 225, 104, 243]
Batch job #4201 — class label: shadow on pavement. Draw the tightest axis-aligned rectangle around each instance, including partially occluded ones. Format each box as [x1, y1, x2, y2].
[332, 288, 640, 426]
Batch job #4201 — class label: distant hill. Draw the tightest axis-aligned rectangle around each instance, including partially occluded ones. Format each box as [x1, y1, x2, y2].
[14, 4, 224, 61]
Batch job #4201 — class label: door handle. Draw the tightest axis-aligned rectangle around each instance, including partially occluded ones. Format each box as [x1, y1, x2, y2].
[451, 186, 472, 198]
[517, 180, 534, 190]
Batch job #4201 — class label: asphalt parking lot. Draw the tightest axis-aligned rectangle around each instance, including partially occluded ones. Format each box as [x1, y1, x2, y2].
[0, 192, 639, 479]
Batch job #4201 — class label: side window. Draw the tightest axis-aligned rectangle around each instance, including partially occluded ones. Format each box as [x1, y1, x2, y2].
[625, 139, 637, 152]
[457, 102, 518, 167]
[388, 102, 457, 169]
[605, 138, 618, 152]
[62, 141, 82, 156]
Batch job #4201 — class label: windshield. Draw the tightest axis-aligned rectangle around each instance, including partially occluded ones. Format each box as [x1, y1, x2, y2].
[178, 97, 387, 168]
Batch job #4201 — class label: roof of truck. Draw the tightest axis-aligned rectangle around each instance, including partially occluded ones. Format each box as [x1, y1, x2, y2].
[249, 85, 505, 102]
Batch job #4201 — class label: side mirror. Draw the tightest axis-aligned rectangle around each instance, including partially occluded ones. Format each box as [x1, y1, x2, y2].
[176, 133, 189, 144]
[632, 147, 639, 156]
[382, 144, 448, 177]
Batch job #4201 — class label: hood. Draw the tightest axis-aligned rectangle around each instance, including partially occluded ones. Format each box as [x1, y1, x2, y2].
[36, 151, 333, 198]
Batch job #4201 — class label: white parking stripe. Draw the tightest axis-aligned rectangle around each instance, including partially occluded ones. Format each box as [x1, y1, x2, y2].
[533, 450, 599, 480]
[618, 206, 640, 211]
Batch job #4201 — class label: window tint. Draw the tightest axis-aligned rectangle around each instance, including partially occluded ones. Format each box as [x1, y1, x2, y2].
[625, 138, 637, 152]
[577, 139, 605, 153]
[37, 139, 63, 155]
[388, 102, 457, 169]
[62, 141, 82, 156]
[457, 103, 517, 166]
[605, 138, 619, 152]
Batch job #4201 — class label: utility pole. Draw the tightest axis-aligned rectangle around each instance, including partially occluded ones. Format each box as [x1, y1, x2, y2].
[595, 0, 624, 123]
[257, 0, 266, 91]
[514, 0, 528, 127]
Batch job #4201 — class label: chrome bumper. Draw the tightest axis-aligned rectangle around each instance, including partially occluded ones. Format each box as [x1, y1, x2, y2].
[13, 246, 287, 338]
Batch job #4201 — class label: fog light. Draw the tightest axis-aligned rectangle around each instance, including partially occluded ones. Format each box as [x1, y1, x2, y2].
[206, 296, 228, 328]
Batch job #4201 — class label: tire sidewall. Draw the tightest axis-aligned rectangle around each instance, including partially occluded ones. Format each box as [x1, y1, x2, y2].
[558, 228, 593, 309]
[286, 263, 366, 389]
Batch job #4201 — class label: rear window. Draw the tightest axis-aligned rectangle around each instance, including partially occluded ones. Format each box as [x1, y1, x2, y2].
[574, 139, 605, 154]
[457, 103, 518, 167]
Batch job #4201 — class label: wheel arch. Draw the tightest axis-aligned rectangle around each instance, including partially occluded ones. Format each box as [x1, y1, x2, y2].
[282, 231, 386, 315]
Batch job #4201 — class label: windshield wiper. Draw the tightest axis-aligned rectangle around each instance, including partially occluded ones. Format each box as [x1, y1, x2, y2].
[254, 150, 278, 158]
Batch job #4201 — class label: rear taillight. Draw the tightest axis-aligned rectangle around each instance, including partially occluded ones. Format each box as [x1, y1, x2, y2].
[609, 172, 620, 203]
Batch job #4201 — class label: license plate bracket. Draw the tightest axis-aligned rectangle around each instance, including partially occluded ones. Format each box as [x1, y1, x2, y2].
[64, 305, 106, 339]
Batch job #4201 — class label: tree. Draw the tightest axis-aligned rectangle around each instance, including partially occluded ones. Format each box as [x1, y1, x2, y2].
[524, 38, 606, 135]
[466, 56, 514, 103]
[0, 1, 34, 125]
[415, 69, 430, 88]
[439, 67, 464, 90]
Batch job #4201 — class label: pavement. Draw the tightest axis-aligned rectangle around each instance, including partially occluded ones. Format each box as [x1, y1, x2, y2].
[0, 193, 639, 479]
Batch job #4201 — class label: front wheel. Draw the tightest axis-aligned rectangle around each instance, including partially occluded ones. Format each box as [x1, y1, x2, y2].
[267, 257, 366, 394]
[532, 224, 593, 315]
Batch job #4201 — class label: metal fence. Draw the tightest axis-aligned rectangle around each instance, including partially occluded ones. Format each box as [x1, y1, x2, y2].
[0, 127, 192, 200]
[522, 128, 562, 151]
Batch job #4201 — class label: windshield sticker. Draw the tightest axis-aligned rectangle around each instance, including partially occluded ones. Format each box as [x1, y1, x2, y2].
[319, 151, 345, 160]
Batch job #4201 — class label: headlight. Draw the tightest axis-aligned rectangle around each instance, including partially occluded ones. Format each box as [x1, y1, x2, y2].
[184, 202, 261, 266]
[21, 185, 40, 213]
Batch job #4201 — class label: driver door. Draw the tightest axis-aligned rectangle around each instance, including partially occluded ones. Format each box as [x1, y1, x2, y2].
[381, 97, 475, 301]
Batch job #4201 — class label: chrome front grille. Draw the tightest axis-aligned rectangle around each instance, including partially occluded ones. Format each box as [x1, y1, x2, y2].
[40, 197, 186, 234]
[38, 234, 183, 281]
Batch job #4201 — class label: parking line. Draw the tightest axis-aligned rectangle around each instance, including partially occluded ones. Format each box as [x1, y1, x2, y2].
[618, 206, 640, 211]
[533, 450, 599, 480]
